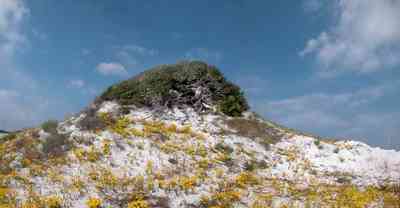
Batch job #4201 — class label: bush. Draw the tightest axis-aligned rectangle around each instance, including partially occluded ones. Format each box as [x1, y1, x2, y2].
[98, 61, 249, 116]
[42, 133, 71, 157]
[77, 107, 108, 131]
[214, 142, 234, 154]
[41, 120, 59, 134]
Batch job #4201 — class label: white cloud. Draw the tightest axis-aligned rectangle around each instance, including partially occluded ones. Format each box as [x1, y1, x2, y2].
[0, 0, 37, 89]
[123, 45, 158, 56]
[0, 0, 28, 59]
[0, 89, 49, 130]
[96, 62, 128, 76]
[234, 75, 269, 97]
[301, 0, 400, 77]
[112, 44, 158, 69]
[257, 81, 400, 148]
[171, 32, 183, 40]
[0, 1, 66, 131]
[68, 79, 85, 88]
[302, 0, 323, 12]
[116, 50, 138, 67]
[32, 28, 47, 40]
[81, 48, 91, 56]
[185, 48, 222, 63]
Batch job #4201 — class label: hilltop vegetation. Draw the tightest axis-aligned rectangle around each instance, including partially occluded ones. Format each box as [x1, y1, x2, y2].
[99, 61, 248, 116]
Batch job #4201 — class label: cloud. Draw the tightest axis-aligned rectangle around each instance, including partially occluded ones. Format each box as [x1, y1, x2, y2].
[0, 0, 37, 89]
[122, 45, 158, 56]
[301, 0, 400, 77]
[0, 89, 49, 130]
[115, 50, 138, 67]
[257, 81, 400, 148]
[81, 48, 91, 56]
[0, 0, 28, 61]
[68, 79, 85, 88]
[234, 75, 269, 97]
[66, 79, 98, 95]
[302, 0, 323, 12]
[171, 32, 183, 40]
[0, 0, 69, 130]
[96, 62, 128, 76]
[113, 44, 158, 69]
[343, 113, 400, 149]
[185, 48, 222, 63]
[32, 28, 47, 40]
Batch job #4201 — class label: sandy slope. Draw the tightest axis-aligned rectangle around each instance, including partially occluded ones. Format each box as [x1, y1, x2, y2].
[0, 101, 399, 207]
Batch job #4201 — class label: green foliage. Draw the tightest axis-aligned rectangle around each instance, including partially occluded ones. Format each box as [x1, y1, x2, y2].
[215, 142, 234, 154]
[41, 120, 58, 134]
[98, 61, 248, 116]
[218, 88, 248, 117]
[244, 160, 268, 171]
[78, 108, 108, 131]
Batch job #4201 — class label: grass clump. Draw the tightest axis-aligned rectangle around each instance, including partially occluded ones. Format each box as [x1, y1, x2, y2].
[46, 196, 62, 208]
[42, 133, 71, 158]
[128, 199, 149, 208]
[235, 172, 259, 188]
[214, 142, 234, 154]
[99, 61, 248, 116]
[40, 120, 72, 158]
[335, 186, 379, 208]
[0, 187, 15, 206]
[86, 197, 101, 208]
[41, 120, 58, 134]
[0, 133, 17, 143]
[200, 189, 241, 208]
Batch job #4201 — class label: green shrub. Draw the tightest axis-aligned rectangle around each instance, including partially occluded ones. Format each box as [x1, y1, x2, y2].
[78, 107, 108, 131]
[98, 61, 249, 116]
[42, 133, 71, 157]
[214, 142, 234, 154]
[218, 92, 247, 117]
[42, 120, 59, 134]
[244, 160, 268, 171]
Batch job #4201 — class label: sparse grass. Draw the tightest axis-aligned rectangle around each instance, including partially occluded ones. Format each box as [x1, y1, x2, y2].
[0, 133, 17, 143]
[244, 160, 268, 171]
[214, 142, 234, 154]
[225, 118, 282, 149]
[0, 187, 15, 206]
[201, 188, 241, 208]
[335, 186, 379, 208]
[128, 199, 149, 208]
[251, 193, 273, 208]
[45, 196, 62, 208]
[215, 153, 234, 167]
[178, 176, 198, 192]
[72, 146, 101, 162]
[235, 172, 259, 188]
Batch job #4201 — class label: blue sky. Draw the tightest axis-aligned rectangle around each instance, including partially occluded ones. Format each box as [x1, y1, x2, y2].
[1, 0, 399, 149]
